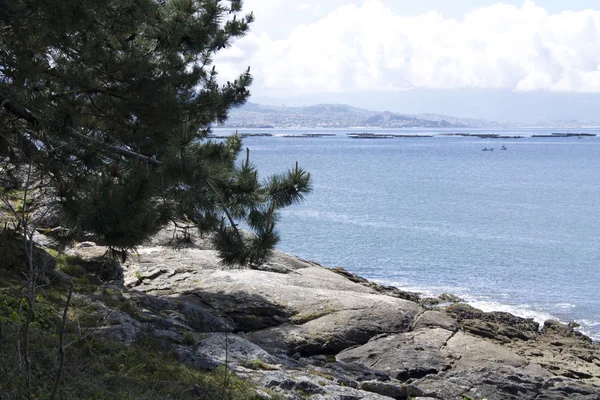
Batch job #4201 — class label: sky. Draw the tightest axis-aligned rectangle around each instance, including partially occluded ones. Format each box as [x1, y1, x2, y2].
[214, 1, 600, 122]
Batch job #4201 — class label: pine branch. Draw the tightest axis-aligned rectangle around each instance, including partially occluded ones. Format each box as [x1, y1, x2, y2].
[0, 95, 161, 166]
[207, 181, 242, 241]
[0, 96, 36, 123]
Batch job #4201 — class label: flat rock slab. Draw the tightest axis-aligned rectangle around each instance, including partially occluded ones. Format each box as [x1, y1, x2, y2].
[245, 299, 422, 356]
[119, 244, 426, 350]
[412, 310, 458, 331]
[443, 331, 531, 370]
[337, 328, 455, 381]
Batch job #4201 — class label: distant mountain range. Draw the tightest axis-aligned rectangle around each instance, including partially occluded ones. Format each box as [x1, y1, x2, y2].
[221, 102, 598, 129]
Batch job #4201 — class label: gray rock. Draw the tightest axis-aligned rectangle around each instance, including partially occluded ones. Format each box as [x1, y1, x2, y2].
[412, 310, 458, 331]
[310, 384, 395, 399]
[300, 355, 329, 367]
[66, 245, 123, 282]
[542, 319, 592, 343]
[178, 301, 233, 332]
[359, 380, 407, 399]
[325, 360, 391, 384]
[92, 309, 141, 342]
[445, 303, 539, 341]
[75, 241, 97, 248]
[193, 332, 280, 367]
[294, 377, 326, 394]
[126, 290, 231, 332]
[176, 345, 221, 370]
[414, 365, 569, 400]
[152, 329, 183, 344]
[259, 372, 330, 396]
[64, 226, 600, 399]
[0, 230, 56, 274]
[247, 300, 422, 356]
[33, 232, 60, 249]
[407, 384, 433, 398]
[255, 389, 273, 399]
[420, 293, 464, 307]
[261, 372, 298, 391]
[438, 293, 465, 303]
[337, 328, 454, 381]
[252, 251, 315, 273]
[138, 266, 169, 280]
[76, 231, 424, 356]
[299, 359, 391, 390]
[442, 331, 530, 370]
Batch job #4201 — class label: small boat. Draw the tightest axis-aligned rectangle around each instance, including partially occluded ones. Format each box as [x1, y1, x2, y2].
[500, 145, 507, 150]
[482, 147, 494, 151]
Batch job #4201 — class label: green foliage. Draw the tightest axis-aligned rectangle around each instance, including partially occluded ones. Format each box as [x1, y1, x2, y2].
[0, 282, 264, 399]
[214, 162, 312, 266]
[0, 0, 311, 266]
[0, 324, 264, 399]
[55, 255, 85, 278]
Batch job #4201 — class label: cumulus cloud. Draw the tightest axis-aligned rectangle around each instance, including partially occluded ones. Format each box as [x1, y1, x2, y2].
[214, 0, 600, 94]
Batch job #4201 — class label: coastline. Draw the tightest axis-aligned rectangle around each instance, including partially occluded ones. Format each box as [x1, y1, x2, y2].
[371, 278, 600, 343]
[61, 226, 600, 399]
[238, 131, 600, 346]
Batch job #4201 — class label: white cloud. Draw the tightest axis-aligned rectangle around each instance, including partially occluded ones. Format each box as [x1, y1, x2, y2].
[215, 0, 600, 94]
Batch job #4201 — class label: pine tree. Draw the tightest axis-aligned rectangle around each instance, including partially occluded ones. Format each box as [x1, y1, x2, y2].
[0, 0, 311, 266]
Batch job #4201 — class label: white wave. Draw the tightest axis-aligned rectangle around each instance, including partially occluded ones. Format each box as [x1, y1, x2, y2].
[367, 280, 600, 342]
[574, 320, 600, 342]
[464, 300, 555, 326]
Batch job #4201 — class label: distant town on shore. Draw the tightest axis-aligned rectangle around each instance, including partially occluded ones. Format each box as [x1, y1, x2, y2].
[222, 102, 600, 129]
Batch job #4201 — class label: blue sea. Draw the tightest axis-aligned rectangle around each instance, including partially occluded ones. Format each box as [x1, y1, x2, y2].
[215, 128, 600, 341]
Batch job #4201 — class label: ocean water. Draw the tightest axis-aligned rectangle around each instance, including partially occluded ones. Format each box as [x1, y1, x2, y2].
[216, 128, 600, 341]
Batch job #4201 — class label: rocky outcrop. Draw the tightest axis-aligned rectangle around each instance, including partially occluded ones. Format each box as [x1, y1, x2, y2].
[244, 297, 422, 356]
[0, 229, 56, 274]
[57, 226, 600, 400]
[445, 303, 539, 342]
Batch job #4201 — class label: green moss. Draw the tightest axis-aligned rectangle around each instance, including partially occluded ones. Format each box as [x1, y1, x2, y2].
[182, 332, 196, 346]
[241, 359, 270, 370]
[310, 369, 334, 381]
[44, 248, 60, 258]
[56, 254, 86, 277]
[290, 306, 337, 324]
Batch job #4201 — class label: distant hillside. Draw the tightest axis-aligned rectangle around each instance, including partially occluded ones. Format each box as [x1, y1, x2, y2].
[222, 103, 501, 128]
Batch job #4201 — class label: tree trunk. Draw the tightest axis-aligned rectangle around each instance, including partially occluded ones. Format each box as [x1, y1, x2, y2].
[51, 284, 73, 400]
